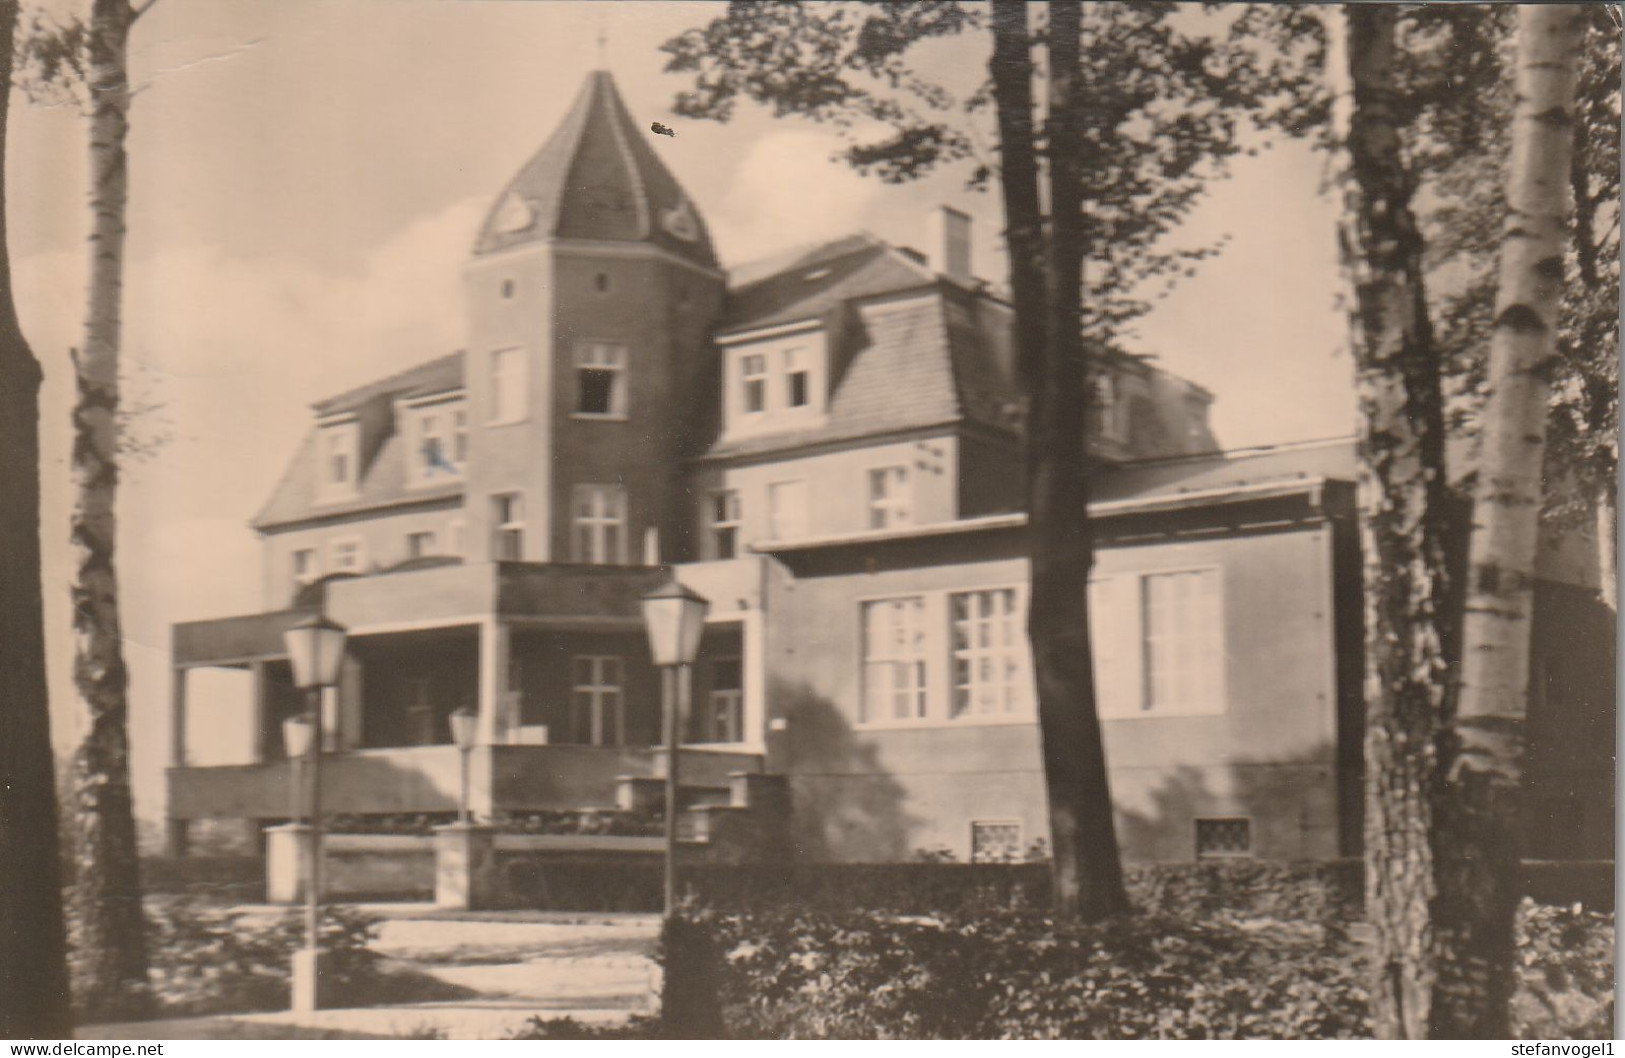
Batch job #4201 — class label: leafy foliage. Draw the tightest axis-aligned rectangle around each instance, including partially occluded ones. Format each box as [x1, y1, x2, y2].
[1511, 900, 1617, 1039]
[144, 900, 385, 1018]
[662, 1, 1323, 338]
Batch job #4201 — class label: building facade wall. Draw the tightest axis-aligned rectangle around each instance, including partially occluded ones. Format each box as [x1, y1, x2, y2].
[762, 521, 1342, 863]
[692, 431, 962, 559]
[260, 501, 467, 608]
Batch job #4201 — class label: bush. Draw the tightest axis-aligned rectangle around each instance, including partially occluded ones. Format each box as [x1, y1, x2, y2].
[698, 908, 1366, 1039]
[1512, 900, 1615, 1038]
[147, 900, 386, 1017]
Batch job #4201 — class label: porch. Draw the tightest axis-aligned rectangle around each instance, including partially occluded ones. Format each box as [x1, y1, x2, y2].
[166, 558, 767, 844]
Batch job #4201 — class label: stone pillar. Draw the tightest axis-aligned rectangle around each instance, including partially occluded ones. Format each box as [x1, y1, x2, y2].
[265, 823, 316, 904]
[338, 653, 364, 750]
[478, 620, 513, 745]
[741, 610, 767, 748]
[170, 666, 188, 769]
[249, 660, 269, 763]
[434, 823, 499, 910]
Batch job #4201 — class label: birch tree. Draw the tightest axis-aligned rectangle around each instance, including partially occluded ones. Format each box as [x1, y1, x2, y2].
[0, 0, 73, 1037]
[1328, 5, 1456, 1037]
[1437, 5, 1588, 1037]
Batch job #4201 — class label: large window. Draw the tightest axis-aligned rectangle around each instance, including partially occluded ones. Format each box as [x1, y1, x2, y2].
[1143, 569, 1224, 715]
[488, 347, 527, 424]
[703, 656, 744, 743]
[949, 588, 1023, 719]
[318, 423, 359, 501]
[411, 403, 466, 484]
[868, 465, 912, 529]
[766, 480, 807, 540]
[710, 489, 742, 560]
[491, 493, 524, 560]
[1091, 568, 1226, 719]
[861, 597, 929, 723]
[574, 341, 628, 418]
[572, 484, 627, 565]
[570, 655, 624, 746]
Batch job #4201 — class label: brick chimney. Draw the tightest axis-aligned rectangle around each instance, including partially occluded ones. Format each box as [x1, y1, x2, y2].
[929, 205, 973, 285]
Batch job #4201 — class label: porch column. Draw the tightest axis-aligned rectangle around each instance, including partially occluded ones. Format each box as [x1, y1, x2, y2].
[337, 653, 364, 750]
[478, 619, 514, 745]
[741, 610, 767, 748]
[249, 661, 268, 762]
[170, 666, 188, 768]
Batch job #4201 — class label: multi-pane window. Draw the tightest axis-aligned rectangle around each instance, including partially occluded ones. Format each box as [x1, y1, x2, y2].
[570, 655, 624, 746]
[710, 489, 742, 560]
[861, 597, 929, 723]
[405, 531, 437, 560]
[572, 484, 627, 565]
[329, 537, 365, 574]
[488, 347, 527, 424]
[704, 657, 744, 743]
[784, 348, 809, 408]
[319, 424, 358, 500]
[741, 354, 767, 414]
[491, 493, 524, 561]
[949, 589, 1024, 719]
[574, 341, 628, 417]
[766, 480, 807, 540]
[1143, 569, 1224, 714]
[1196, 817, 1252, 859]
[412, 405, 465, 483]
[970, 820, 1023, 863]
[291, 548, 319, 586]
[868, 466, 912, 529]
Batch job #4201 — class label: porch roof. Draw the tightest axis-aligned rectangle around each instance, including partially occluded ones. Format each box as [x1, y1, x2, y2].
[174, 562, 677, 667]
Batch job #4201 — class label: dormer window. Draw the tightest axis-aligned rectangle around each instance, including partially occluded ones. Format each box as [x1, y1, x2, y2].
[742, 354, 767, 414]
[318, 421, 360, 502]
[409, 400, 468, 486]
[574, 341, 628, 419]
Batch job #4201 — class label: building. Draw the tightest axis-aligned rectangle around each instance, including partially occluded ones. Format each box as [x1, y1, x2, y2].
[166, 69, 1614, 868]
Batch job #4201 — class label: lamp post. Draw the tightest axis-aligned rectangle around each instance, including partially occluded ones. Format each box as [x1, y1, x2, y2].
[449, 706, 478, 825]
[281, 613, 348, 1014]
[282, 714, 313, 827]
[641, 578, 710, 919]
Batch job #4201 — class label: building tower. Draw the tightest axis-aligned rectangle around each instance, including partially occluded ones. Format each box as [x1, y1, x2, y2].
[461, 70, 726, 566]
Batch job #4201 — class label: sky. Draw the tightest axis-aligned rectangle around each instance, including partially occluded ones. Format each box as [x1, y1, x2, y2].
[8, 0, 1353, 827]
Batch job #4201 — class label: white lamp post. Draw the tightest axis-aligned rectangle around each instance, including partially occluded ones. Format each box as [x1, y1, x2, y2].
[449, 706, 478, 825]
[641, 578, 710, 918]
[282, 713, 314, 825]
[281, 613, 348, 1013]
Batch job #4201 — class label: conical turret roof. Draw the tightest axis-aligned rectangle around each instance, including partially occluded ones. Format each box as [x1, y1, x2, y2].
[473, 70, 718, 268]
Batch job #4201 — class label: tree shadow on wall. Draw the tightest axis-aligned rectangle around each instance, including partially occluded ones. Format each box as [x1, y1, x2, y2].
[770, 678, 925, 863]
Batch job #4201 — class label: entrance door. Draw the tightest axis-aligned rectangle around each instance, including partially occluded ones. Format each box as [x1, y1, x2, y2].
[570, 655, 625, 746]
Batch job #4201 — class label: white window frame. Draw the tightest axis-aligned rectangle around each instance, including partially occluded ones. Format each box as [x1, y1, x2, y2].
[740, 352, 768, 415]
[766, 479, 808, 541]
[291, 548, 320, 586]
[709, 489, 742, 560]
[571, 340, 629, 420]
[491, 492, 525, 561]
[702, 655, 744, 744]
[570, 655, 625, 747]
[783, 347, 810, 408]
[1092, 565, 1226, 720]
[317, 421, 360, 502]
[572, 484, 628, 565]
[487, 346, 528, 425]
[859, 595, 930, 725]
[328, 535, 366, 575]
[405, 530, 438, 560]
[867, 464, 913, 530]
[947, 587, 1027, 720]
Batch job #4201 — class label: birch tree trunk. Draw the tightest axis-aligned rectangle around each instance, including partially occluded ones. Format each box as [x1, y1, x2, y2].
[67, 0, 152, 1024]
[0, 0, 74, 1038]
[1335, 5, 1455, 1038]
[989, 0, 1127, 921]
[1436, 5, 1586, 1038]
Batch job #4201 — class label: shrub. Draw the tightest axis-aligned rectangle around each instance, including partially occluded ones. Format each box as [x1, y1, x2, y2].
[146, 900, 385, 1017]
[509, 1015, 662, 1040]
[698, 908, 1367, 1039]
[1512, 900, 1615, 1038]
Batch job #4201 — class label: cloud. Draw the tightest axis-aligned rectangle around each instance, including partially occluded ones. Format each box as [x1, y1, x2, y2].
[707, 129, 885, 265]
